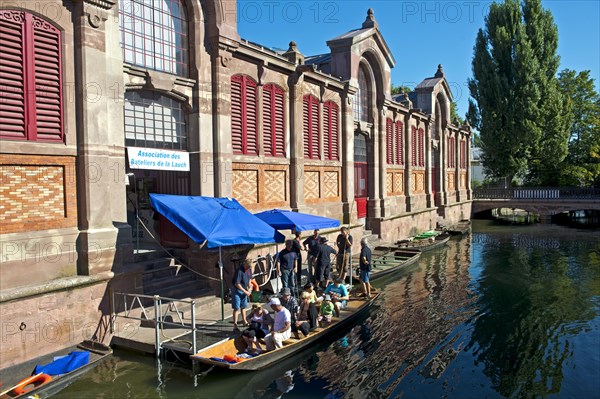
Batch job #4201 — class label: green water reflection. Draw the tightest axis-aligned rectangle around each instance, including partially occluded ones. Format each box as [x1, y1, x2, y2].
[55, 222, 600, 399]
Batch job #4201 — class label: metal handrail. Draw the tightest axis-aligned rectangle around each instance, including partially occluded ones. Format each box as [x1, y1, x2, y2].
[110, 290, 197, 356]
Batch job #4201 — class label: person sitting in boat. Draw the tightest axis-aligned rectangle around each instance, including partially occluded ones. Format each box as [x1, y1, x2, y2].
[297, 291, 319, 333]
[242, 303, 273, 349]
[324, 277, 349, 317]
[315, 237, 337, 290]
[280, 288, 306, 339]
[264, 297, 292, 351]
[318, 294, 335, 326]
[302, 282, 319, 303]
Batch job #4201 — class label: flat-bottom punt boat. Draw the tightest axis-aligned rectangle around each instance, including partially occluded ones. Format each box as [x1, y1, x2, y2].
[396, 232, 451, 252]
[190, 292, 378, 371]
[365, 248, 421, 281]
[0, 341, 112, 399]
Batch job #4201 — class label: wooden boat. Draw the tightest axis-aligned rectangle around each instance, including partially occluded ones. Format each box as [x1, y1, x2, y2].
[359, 248, 421, 281]
[190, 292, 378, 371]
[444, 220, 471, 236]
[396, 232, 451, 252]
[0, 340, 112, 399]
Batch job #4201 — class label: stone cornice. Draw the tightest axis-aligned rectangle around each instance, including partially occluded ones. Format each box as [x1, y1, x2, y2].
[81, 0, 117, 10]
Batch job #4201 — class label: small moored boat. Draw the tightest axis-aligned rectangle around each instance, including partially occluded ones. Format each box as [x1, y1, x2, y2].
[397, 232, 451, 252]
[190, 292, 378, 371]
[0, 340, 112, 399]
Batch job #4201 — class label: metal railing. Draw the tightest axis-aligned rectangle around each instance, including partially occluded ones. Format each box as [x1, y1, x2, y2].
[110, 291, 197, 356]
[473, 187, 600, 200]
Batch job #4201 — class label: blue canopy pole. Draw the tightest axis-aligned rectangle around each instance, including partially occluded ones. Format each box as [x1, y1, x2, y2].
[219, 246, 224, 321]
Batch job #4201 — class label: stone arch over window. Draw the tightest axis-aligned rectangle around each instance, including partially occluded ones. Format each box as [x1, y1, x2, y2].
[124, 90, 188, 150]
[119, 0, 189, 76]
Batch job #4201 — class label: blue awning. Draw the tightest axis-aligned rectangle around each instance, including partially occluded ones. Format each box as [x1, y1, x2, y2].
[149, 194, 285, 248]
[254, 209, 340, 232]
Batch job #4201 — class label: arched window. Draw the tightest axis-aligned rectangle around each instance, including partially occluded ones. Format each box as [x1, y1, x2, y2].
[231, 75, 258, 155]
[124, 91, 187, 150]
[119, 0, 189, 76]
[0, 11, 63, 142]
[323, 101, 339, 161]
[303, 95, 320, 159]
[262, 84, 285, 157]
[353, 65, 370, 122]
[447, 136, 455, 168]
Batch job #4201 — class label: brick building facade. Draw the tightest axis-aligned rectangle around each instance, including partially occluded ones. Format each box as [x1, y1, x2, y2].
[0, 0, 471, 368]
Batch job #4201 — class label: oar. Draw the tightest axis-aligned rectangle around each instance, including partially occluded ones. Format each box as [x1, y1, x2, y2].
[0, 372, 43, 397]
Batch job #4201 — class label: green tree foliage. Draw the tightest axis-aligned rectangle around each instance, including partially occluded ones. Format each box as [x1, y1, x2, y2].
[450, 101, 465, 125]
[557, 69, 600, 186]
[467, 0, 570, 185]
[391, 84, 412, 95]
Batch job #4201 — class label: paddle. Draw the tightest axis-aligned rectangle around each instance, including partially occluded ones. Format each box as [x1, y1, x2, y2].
[0, 372, 43, 397]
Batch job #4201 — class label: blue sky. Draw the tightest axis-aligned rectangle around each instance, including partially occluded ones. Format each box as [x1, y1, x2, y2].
[236, 0, 600, 118]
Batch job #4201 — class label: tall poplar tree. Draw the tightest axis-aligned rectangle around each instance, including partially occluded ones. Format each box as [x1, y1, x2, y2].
[467, 0, 570, 185]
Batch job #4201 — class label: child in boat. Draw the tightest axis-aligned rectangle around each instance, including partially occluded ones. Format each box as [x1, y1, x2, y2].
[323, 277, 349, 317]
[318, 294, 335, 327]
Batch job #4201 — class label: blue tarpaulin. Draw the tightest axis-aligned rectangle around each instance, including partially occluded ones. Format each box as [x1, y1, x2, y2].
[254, 209, 340, 232]
[149, 194, 285, 248]
[33, 351, 90, 376]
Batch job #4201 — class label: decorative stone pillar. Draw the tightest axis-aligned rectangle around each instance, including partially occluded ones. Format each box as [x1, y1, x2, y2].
[404, 113, 413, 211]
[74, 0, 128, 276]
[455, 131, 461, 202]
[367, 107, 382, 221]
[288, 70, 306, 211]
[210, 41, 237, 197]
[425, 117, 434, 208]
[341, 84, 356, 224]
[377, 107, 388, 216]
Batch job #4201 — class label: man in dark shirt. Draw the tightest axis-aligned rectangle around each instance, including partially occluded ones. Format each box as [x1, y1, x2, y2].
[231, 259, 253, 330]
[303, 229, 320, 283]
[292, 231, 303, 288]
[315, 237, 337, 289]
[277, 240, 298, 295]
[359, 238, 373, 297]
[336, 226, 353, 283]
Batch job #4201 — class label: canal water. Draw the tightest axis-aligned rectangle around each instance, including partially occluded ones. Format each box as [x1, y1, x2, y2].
[56, 221, 600, 398]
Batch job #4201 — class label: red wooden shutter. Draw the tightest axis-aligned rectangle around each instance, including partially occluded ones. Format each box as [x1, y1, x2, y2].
[411, 126, 417, 166]
[0, 11, 26, 140]
[323, 101, 339, 161]
[386, 118, 393, 164]
[263, 84, 285, 157]
[303, 95, 319, 159]
[32, 15, 62, 142]
[303, 96, 310, 158]
[273, 86, 285, 157]
[395, 121, 403, 165]
[263, 84, 273, 155]
[310, 96, 319, 159]
[231, 75, 243, 154]
[244, 77, 258, 155]
[329, 102, 339, 160]
[0, 11, 63, 142]
[418, 128, 424, 166]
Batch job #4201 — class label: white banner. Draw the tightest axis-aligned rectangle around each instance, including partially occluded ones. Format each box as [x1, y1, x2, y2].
[127, 147, 190, 171]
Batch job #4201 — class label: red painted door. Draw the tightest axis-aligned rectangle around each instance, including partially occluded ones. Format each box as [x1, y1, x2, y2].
[355, 162, 368, 218]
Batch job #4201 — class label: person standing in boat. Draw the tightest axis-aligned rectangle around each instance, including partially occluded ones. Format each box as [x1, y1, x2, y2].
[303, 229, 321, 283]
[277, 240, 299, 295]
[315, 237, 336, 289]
[336, 227, 353, 283]
[231, 259, 254, 330]
[359, 238, 373, 297]
[264, 297, 291, 351]
[291, 230, 303, 289]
